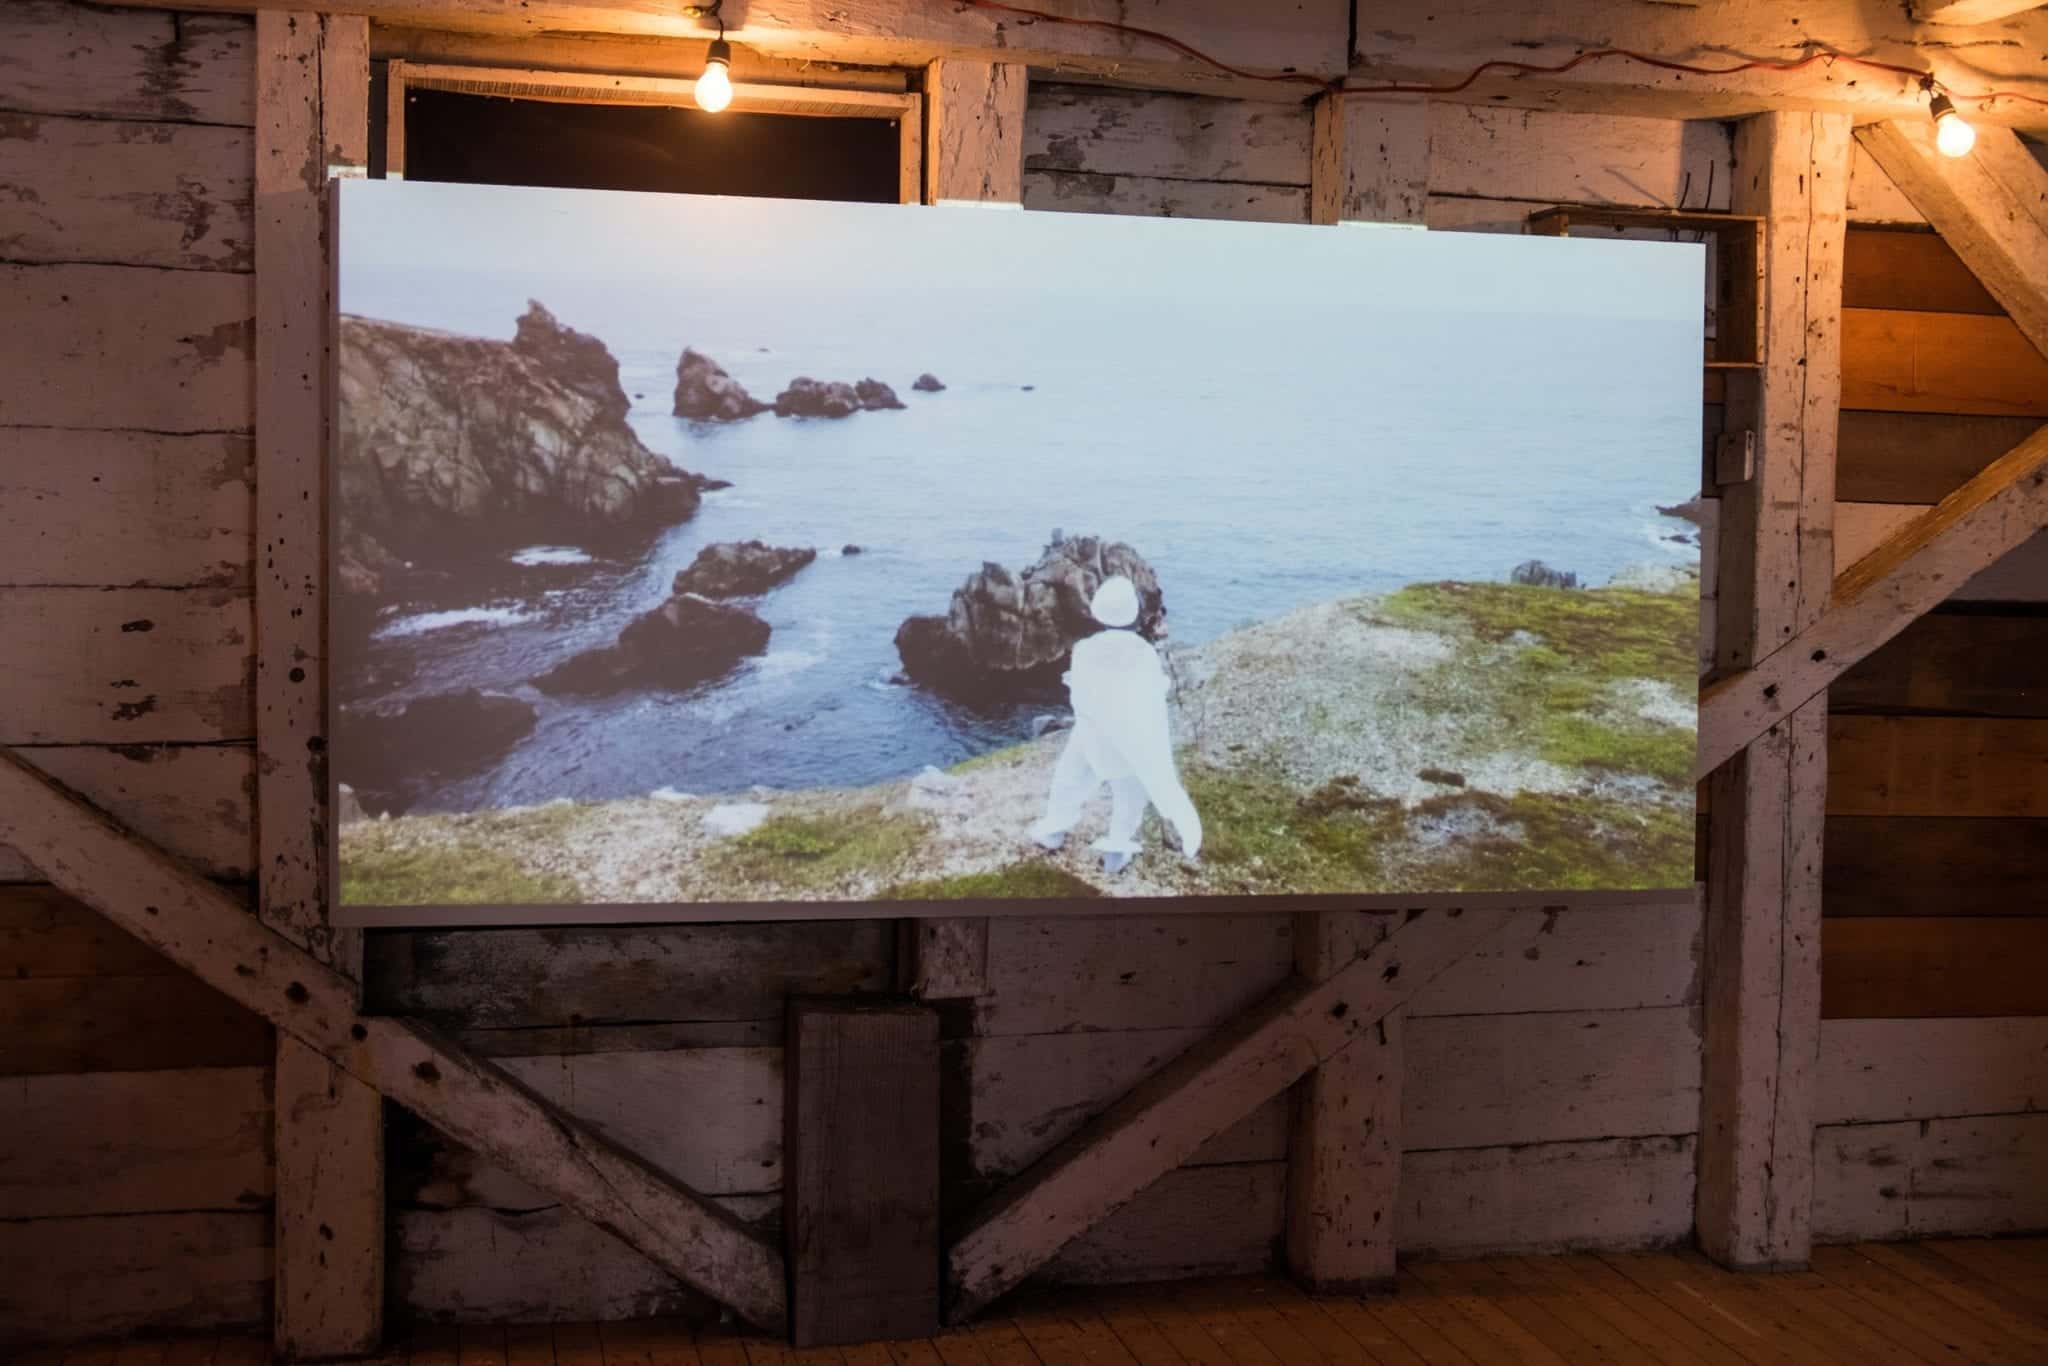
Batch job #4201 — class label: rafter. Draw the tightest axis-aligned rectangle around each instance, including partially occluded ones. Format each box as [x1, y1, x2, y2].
[946, 906, 1532, 1322]
[0, 748, 789, 1335]
[1698, 426, 2048, 777]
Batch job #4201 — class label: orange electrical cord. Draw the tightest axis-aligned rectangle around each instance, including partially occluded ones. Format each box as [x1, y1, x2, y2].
[953, 0, 2048, 112]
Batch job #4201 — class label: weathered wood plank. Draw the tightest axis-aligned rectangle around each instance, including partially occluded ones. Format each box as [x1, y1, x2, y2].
[1024, 83, 1310, 186]
[370, 26, 912, 89]
[1336, 97, 1427, 225]
[0, 429, 252, 589]
[1697, 427, 2048, 776]
[1831, 611, 2048, 718]
[1836, 501, 2048, 601]
[392, 1200, 775, 1327]
[0, 113, 252, 271]
[1286, 911, 1396, 1293]
[1399, 1136, 1697, 1260]
[0, 749, 789, 1332]
[0, 1211, 269, 1348]
[948, 907, 1528, 1321]
[1828, 714, 2048, 817]
[0, 588, 252, 745]
[974, 913, 1290, 1036]
[1022, 168, 1308, 222]
[951, 1031, 1285, 1181]
[0, 3, 253, 125]
[274, 1043, 383, 1359]
[0, 971, 272, 1076]
[1856, 121, 2048, 358]
[0, 742, 254, 881]
[1412, 901, 1702, 1016]
[1404, 1008, 1702, 1152]
[1814, 1113, 2048, 1241]
[1823, 917, 2048, 1018]
[1838, 410, 2045, 503]
[1041, 1163, 1284, 1285]
[1425, 105, 1731, 210]
[0, 882, 206, 977]
[1842, 308, 2048, 416]
[1849, 141, 1924, 225]
[925, 59, 1025, 204]
[1817, 1017, 2048, 1124]
[363, 920, 895, 1028]
[1823, 816, 2048, 918]
[395, 1047, 783, 1210]
[786, 1001, 940, 1346]
[0, 264, 252, 431]
[1844, 227, 2004, 315]
[0, 1067, 271, 1219]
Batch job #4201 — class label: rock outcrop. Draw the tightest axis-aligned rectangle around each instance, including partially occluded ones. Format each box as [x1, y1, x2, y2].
[912, 372, 945, 393]
[894, 534, 1165, 701]
[672, 540, 817, 598]
[337, 302, 708, 599]
[338, 688, 538, 811]
[773, 376, 904, 418]
[673, 348, 768, 421]
[535, 593, 771, 695]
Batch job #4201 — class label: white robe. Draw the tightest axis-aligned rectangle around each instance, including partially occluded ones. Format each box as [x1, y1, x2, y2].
[1030, 629, 1202, 858]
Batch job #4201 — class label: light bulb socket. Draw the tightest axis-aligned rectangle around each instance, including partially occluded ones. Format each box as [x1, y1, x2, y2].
[704, 38, 732, 71]
[1929, 92, 1959, 124]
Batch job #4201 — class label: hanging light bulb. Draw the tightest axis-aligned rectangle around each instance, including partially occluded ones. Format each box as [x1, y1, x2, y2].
[1929, 92, 1976, 158]
[696, 37, 733, 112]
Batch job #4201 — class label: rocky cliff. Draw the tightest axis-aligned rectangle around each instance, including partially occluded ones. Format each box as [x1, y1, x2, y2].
[337, 302, 708, 599]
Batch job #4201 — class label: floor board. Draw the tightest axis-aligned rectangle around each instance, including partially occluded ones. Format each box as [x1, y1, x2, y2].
[41, 1238, 2048, 1365]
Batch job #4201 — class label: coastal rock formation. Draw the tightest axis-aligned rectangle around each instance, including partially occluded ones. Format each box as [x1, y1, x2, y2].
[337, 301, 708, 599]
[338, 688, 538, 811]
[894, 534, 1165, 701]
[912, 373, 945, 393]
[535, 593, 771, 695]
[673, 348, 768, 421]
[672, 540, 817, 598]
[773, 376, 904, 418]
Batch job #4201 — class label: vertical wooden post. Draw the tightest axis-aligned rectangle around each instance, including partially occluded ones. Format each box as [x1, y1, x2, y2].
[1698, 110, 1850, 1272]
[257, 11, 384, 1356]
[903, 58, 1027, 1001]
[786, 1001, 941, 1346]
[1286, 911, 1400, 1292]
[1285, 104, 1429, 1294]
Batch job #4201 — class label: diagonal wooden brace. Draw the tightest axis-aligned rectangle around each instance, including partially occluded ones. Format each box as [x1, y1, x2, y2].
[1697, 423, 2048, 778]
[0, 748, 789, 1335]
[946, 905, 1534, 1322]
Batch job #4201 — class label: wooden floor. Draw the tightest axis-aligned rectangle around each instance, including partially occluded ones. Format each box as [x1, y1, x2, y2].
[22, 1239, 2048, 1365]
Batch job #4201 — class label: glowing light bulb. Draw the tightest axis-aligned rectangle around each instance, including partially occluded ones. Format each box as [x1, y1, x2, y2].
[1929, 93, 1975, 158]
[696, 39, 733, 113]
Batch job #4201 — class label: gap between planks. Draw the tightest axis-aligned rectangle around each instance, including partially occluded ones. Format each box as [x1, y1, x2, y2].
[41, 1237, 2048, 1365]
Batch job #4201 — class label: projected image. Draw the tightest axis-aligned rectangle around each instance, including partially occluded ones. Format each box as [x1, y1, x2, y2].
[333, 181, 1703, 917]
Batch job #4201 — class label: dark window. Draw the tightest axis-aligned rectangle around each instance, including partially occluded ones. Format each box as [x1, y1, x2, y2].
[383, 85, 898, 203]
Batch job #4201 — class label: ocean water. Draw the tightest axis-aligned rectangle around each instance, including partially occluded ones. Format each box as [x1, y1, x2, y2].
[341, 202, 1703, 813]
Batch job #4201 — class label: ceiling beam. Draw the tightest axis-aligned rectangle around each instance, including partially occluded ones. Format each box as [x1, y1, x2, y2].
[1913, 0, 2048, 24]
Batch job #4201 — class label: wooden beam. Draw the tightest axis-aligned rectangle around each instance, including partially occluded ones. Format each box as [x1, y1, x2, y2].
[256, 12, 384, 1358]
[1913, 0, 2048, 24]
[0, 748, 788, 1334]
[1284, 911, 1400, 1294]
[1697, 426, 2048, 775]
[924, 59, 1026, 205]
[946, 906, 1529, 1322]
[1331, 98, 1429, 225]
[1697, 110, 1852, 1273]
[1854, 121, 2048, 360]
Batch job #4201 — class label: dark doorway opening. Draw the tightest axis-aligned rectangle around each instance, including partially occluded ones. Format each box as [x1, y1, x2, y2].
[390, 86, 900, 203]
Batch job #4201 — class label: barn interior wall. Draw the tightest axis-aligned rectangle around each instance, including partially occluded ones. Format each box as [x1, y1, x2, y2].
[0, 2, 2042, 1344]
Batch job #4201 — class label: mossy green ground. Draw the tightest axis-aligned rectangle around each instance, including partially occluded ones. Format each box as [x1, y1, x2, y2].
[340, 803, 590, 904]
[709, 807, 929, 894]
[1375, 579, 1697, 785]
[885, 863, 1103, 901]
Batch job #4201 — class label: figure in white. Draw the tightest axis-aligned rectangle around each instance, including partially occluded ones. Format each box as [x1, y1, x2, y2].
[1029, 575, 1202, 874]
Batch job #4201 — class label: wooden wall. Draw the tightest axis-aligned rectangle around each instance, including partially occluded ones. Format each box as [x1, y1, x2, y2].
[0, 1, 276, 1346]
[2, 4, 2042, 1343]
[1808, 222, 2048, 1244]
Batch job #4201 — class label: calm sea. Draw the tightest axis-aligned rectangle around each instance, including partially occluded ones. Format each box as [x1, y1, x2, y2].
[345, 252, 1703, 811]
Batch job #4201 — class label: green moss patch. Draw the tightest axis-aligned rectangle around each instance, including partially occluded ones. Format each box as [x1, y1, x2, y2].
[1408, 788, 1695, 892]
[1182, 760, 1406, 895]
[884, 863, 1103, 901]
[946, 740, 1039, 776]
[339, 841, 582, 905]
[710, 807, 928, 893]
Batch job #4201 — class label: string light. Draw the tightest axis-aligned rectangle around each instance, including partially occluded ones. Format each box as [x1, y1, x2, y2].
[951, 0, 2048, 115]
[1930, 92, 1977, 157]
